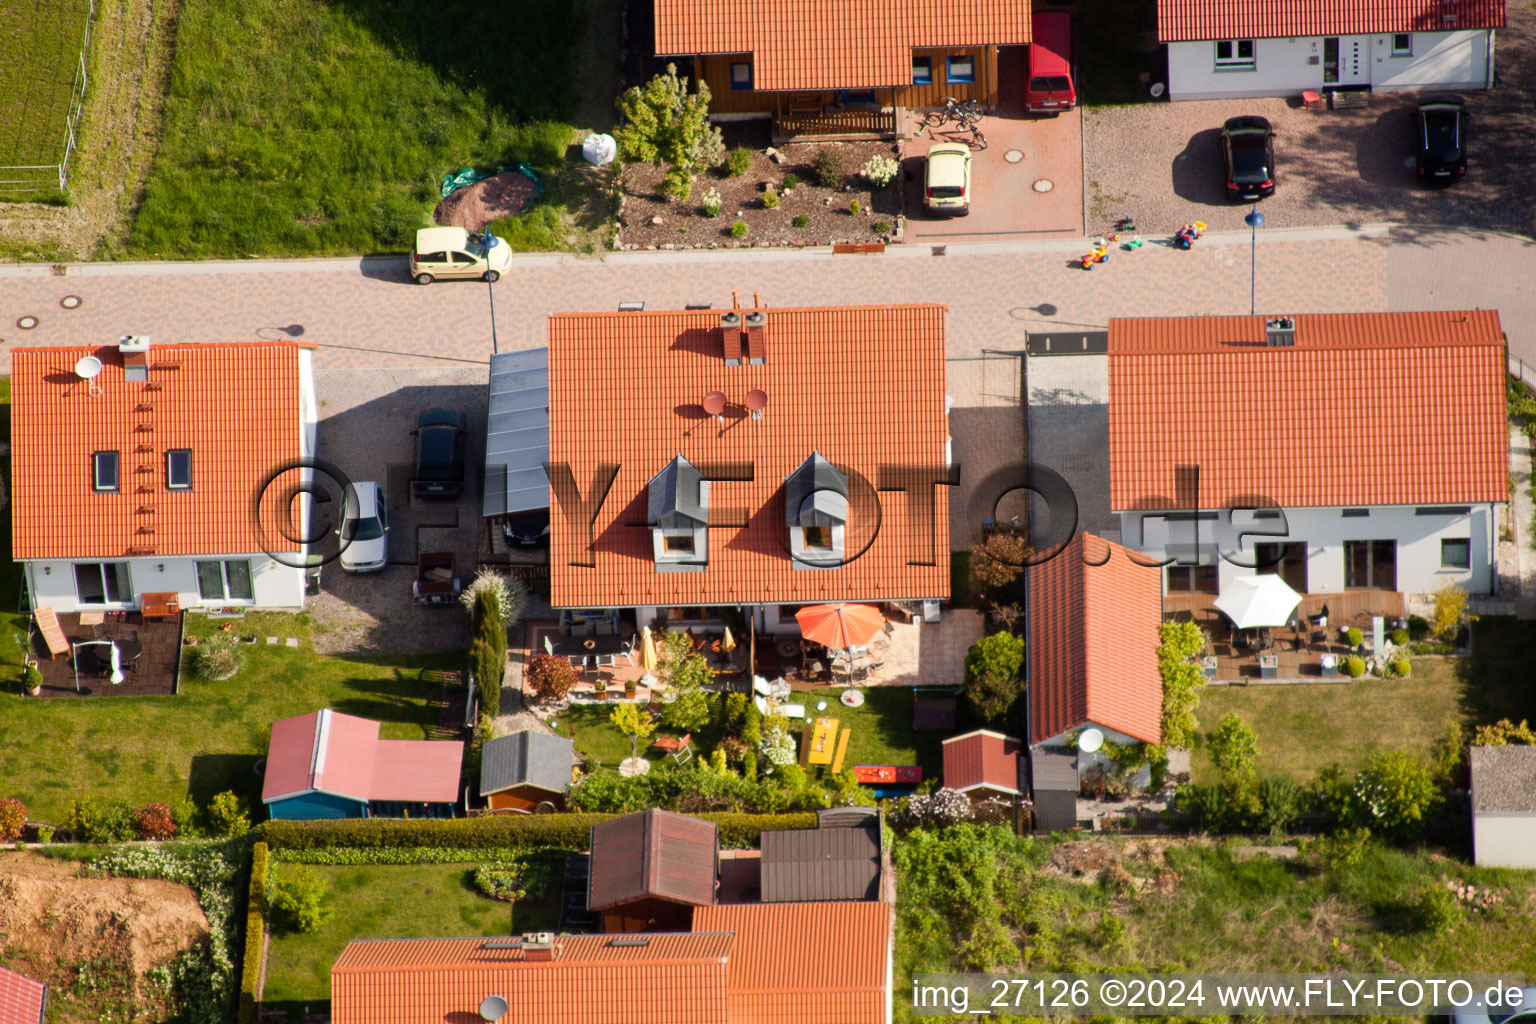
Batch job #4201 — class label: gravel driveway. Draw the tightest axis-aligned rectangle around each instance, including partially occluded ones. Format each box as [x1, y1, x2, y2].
[1083, 1, 1536, 237]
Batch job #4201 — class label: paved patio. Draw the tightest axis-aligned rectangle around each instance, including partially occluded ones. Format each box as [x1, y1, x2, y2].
[28, 611, 183, 698]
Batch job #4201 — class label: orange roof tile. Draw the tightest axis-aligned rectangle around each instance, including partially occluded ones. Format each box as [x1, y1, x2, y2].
[655, 0, 1031, 91]
[9, 341, 310, 561]
[330, 934, 734, 1024]
[692, 903, 892, 1024]
[941, 729, 1021, 794]
[1157, 0, 1505, 41]
[0, 967, 46, 1024]
[1028, 533, 1163, 746]
[547, 305, 950, 609]
[1107, 312, 1508, 512]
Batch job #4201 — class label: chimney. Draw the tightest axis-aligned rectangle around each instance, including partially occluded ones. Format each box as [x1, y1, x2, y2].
[744, 311, 766, 364]
[521, 932, 558, 961]
[120, 335, 152, 381]
[720, 311, 743, 366]
[1264, 317, 1295, 346]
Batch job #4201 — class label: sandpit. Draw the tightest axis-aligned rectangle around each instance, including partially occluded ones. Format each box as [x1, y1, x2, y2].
[0, 851, 209, 999]
[433, 171, 538, 232]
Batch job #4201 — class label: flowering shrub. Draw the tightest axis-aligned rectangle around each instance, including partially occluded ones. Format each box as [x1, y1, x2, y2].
[701, 187, 722, 217]
[900, 788, 973, 828]
[759, 725, 796, 766]
[277, 845, 502, 865]
[473, 856, 556, 902]
[1444, 878, 1504, 913]
[134, 802, 178, 840]
[861, 154, 899, 188]
[458, 568, 526, 623]
[0, 798, 25, 842]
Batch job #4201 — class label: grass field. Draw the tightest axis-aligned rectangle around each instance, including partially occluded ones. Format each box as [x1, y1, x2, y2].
[0, 0, 93, 171]
[126, 0, 609, 258]
[261, 860, 562, 1004]
[0, 612, 454, 823]
[1189, 658, 1469, 784]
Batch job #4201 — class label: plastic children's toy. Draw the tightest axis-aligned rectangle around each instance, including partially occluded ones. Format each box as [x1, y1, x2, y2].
[1174, 221, 1207, 249]
[1080, 241, 1110, 269]
[1121, 234, 1143, 250]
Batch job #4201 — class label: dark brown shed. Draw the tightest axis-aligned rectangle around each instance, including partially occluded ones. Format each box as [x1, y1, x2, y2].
[760, 818, 881, 902]
[587, 809, 718, 923]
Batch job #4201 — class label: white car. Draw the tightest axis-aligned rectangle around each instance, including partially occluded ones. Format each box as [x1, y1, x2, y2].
[923, 143, 972, 217]
[1451, 986, 1536, 1024]
[410, 226, 512, 285]
[338, 482, 389, 573]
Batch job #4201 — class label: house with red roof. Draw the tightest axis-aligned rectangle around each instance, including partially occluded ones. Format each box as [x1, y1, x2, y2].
[1157, 0, 1503, 100]
[546, 304, 950, 636]
[10, 337, 318, 614]
[262, 709, 464, 820]
[941, 729, 1023, 802]
[0, 967, 46, 1024]
[652, 0, 1030, 138]
[1108, 312, 1508, 605]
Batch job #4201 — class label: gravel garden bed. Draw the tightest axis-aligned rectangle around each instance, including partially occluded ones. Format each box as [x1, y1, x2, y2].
[616, 125, 902, 249]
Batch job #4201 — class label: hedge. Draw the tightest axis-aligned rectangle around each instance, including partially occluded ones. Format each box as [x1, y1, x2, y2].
[272, 846, 552, 866]
[237, 842, 269, 1024]
[259, 812, 818, 851]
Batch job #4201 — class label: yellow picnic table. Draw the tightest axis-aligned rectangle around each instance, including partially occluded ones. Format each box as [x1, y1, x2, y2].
[808, 716, 840, 766]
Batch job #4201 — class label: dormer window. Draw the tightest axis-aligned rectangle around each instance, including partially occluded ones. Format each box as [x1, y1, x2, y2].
[648, 454, 708, 573]
[167, 449, 192, 489]
[93, 451, 120, 492]
[785, 452, 847, 569]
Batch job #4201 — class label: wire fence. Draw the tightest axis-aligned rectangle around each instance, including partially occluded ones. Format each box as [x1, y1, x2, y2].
[0, 0, 95, 194]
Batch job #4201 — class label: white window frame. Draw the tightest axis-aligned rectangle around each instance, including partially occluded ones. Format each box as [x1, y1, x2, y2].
[1214, 39, 1256, 69]
[1390, 33, 1413, 56]
[1440, 538, 1471, 571]
[93, 451, 120, 492]
[197, 559, 255, 602]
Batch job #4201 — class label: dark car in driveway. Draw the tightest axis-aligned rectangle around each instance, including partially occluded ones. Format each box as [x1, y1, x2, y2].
[411, 409, 467, 498]
[1220, 115, 1276, 200]
[1415, 94, 1468, 183]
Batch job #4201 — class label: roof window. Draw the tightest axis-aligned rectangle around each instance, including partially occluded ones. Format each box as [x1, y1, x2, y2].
[93, 451, 120, 492]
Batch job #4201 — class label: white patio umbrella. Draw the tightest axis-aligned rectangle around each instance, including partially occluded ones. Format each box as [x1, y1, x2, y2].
[1213, 575, 1302, 629]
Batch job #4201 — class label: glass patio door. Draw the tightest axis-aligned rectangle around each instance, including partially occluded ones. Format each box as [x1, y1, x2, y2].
[1323, 38, 1340, 83]
[1255, 542, 1307, 593]
[1344, 540, 1397, 590]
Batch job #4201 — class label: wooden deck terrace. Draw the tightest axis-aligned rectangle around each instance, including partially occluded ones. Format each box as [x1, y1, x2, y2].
[28, 611, 183, 698]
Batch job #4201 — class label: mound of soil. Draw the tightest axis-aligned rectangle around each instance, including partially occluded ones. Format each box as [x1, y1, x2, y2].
[433, 172, 539, 232]
[0, 852, 209, 994]
[1046, 840, 1117, 880]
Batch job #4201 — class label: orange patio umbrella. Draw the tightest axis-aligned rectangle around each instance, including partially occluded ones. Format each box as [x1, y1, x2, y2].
[794, 603, 885, 650]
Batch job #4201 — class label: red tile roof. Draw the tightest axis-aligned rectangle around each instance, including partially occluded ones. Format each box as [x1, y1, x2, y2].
[1157, 0, 1505, 41]
[693, 903, 893, 1024]
[0, 968, 45, 1024]
[1028, 533, 1163, 746]
[941, 730, 1022, 794]
[589, 809, 719, 910]
[1108, 312, 1508, 511]
[655, 0, 1031, 90]
[9, 341, 311, 560]
[261, 710, 462, 806]
[330, 934, 734, 1024]
[547, 305, 950, 609]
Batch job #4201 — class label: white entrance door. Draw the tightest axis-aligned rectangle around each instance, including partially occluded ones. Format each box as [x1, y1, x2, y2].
[1322, 37, 1370, 86]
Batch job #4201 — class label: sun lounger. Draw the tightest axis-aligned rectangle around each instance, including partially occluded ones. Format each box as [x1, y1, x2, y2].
[32, 605, 70, 660]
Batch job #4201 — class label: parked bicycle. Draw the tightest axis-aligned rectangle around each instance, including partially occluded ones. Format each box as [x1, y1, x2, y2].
[918, 96, 983, 132]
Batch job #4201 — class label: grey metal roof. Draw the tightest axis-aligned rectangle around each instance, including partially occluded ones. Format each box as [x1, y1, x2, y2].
[1031, 748, 1080, 792]
[482, 348, 550, 518]
[479, 729, 575, 797]
[1470, 745, 1536, 814]
[648, 454, 707, 528]
[784, 452, 848, 527]
[760, 820, 880, 902]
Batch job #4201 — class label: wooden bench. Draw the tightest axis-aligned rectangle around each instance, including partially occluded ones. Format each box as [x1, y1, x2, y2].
[141, 592, 181, 621]
[832, 242, 885, 255]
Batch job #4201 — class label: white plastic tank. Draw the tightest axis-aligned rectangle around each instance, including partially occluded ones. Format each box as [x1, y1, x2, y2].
[582, 133, 617, 167]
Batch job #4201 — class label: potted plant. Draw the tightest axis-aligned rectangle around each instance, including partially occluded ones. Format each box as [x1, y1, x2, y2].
[24, 661, 42, 697]
[625, 677, 638, 699]
[595, 677, 608, 700]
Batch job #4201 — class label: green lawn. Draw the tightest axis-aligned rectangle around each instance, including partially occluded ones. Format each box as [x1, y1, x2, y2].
[0, 612, 454, 823]
[124, 0, 609, 258]
[1190, 658, 1468, 784]
[262, 860, 563, 1004]
[0, 0, 92, 170]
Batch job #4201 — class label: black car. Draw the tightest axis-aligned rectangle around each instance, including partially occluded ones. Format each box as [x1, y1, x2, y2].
[1415, 94, 1467, 183]
[501, 509, 551, 547]
[1220, 115, 1277, 201]
[410, 409, 467, 498]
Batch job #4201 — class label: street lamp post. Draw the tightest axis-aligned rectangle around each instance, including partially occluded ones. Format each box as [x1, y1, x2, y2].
[484, 225, 500, 354]
[1244, 205, 1266, 316]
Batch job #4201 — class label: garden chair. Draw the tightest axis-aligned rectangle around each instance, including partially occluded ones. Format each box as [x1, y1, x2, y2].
[32, 606, 70, 660]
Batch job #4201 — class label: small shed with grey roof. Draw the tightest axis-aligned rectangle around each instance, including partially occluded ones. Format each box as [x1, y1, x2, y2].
[1029, 748, 1080, 834]
[481, 348, 549, 520]
[760, 814, 881, 902]
[478, 729, 575, 813]
[1470, 745, 1536, 868]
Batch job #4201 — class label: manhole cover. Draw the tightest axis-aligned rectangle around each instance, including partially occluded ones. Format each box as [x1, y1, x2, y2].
[60, 295, 82, 309]
[1032, 179, 1055, 193]
[1004, 149, 1025, 164]
[17, 316, 38, 330]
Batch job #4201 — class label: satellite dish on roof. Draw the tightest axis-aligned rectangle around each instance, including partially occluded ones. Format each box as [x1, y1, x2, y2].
[1078, 728, 1104, 753]
[702, 391, 727, 416]
[479, 995, 510, 1022]
[744, 389, 767, 411]
[75, 355, 103, 380]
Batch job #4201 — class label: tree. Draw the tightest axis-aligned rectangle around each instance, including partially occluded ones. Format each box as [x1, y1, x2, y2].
[208, 790, 250, 839]
[611, 702, 657, 763]
[1352, 749, 1441, 840]
[968, 532, 1031, 616]
[963, 632, 1025, 721]
[470, 588, 507, 719]
[268, 864, 332, 933]
[526, 652, 577, 704]
[1207, 713, 1259, 783]
[660, 632, 712, 732]
[613, 64, 724, 201]
[1158, 620, 1208, 748]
